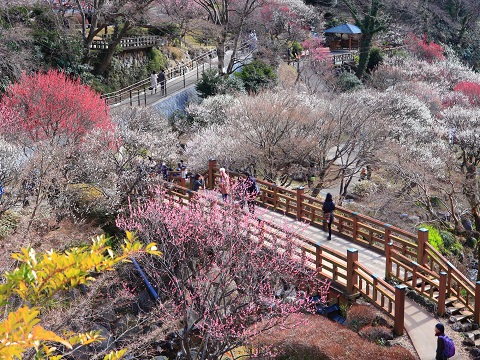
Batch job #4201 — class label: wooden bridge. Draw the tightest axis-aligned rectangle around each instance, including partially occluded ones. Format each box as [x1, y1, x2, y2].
[161, 160, 477, 358]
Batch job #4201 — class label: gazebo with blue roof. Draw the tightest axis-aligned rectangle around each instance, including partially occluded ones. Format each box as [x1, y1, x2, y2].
[324, 23, 362, 51]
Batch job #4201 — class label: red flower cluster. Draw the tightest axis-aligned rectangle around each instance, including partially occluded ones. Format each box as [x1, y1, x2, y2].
[405, 33, 444, 63]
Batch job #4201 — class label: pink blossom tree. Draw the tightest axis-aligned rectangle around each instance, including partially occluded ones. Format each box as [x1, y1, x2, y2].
[117, 189, 329, 359]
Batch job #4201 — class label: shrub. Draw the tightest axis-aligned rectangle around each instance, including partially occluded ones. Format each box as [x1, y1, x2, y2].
[234, 60, 278, 94]
[197, 69, 245, 98]
[453, 81, 480, 107]
[465, 237, 477, 249]
[166, 46, 184, 61]
[359, 325, 393, 343]
[367, 47, 383, 73]
[0, 210, 19, 239]
[291, 41, 303, 59]
[419, 224, 443, 251]
[404, 33, 444, 63]
[440, 230, 455, 248]
[147, 47, 168, 72]
[336, 72, 363, 92]
[346, 304, 377, 332]
[440, 230, 463, 256]
[351, 180, 378, 198]
[257, 313, 416, 360]
[62, 183, 114, 223]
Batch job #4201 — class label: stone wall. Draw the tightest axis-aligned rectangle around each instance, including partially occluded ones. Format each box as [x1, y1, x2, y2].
[116, 49, 149, 68]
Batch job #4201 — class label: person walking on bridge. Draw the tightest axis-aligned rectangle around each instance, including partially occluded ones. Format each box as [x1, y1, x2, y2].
[322, 193, 335, 240]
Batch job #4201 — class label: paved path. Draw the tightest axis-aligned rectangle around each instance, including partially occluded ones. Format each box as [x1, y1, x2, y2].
[261, 210, 461, 360]
[111, 49, 247, 109]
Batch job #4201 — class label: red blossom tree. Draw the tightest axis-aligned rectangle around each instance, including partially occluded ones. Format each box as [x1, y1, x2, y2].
[0, 69, 112, 147]
[0, 70, 114, 232]
[453, 81, 480, 107]
[405, 33, 444, 63]
[117, 189, 330, 360]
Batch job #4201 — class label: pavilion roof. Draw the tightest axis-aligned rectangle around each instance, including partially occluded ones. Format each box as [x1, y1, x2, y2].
[324, 23, 361, 34]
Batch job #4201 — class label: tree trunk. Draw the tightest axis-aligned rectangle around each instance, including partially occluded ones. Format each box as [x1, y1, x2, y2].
[94, 22, 130, 76]
[355, 33, 373, 79]
[216, 30, 227, 74]
[310, 168, 328, 198]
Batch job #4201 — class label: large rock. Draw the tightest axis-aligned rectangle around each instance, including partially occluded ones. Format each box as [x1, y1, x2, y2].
[70, 324, 113, 360]
[91, 323, 113, 352]
[113, 314, 140, 338]
[452, 322, 473, 332]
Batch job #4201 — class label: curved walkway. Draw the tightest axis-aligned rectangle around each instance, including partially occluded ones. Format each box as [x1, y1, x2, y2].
[110, 48, 248, 109]
[262, 210, 460, 360]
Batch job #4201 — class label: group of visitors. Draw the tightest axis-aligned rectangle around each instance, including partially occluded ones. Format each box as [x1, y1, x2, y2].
[150, 70, 166, 95]
[216, 168, 260, 214]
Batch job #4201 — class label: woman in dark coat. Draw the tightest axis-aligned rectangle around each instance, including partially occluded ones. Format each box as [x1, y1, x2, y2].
[435, 323, 446, 360]
[322, 193, 335, 240]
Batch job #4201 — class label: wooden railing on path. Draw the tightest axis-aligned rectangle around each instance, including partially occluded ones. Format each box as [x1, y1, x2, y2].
[161, 176, 406, 335]
[201, 159, 480, 325]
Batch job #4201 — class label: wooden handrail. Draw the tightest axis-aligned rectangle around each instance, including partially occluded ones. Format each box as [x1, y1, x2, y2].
[166, 160, 480, 326]
[160, 180, 405, 332]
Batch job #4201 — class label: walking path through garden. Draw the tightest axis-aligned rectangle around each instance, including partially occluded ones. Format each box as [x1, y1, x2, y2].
[110, 48, 243, 108]
[261, 210, 460, 360]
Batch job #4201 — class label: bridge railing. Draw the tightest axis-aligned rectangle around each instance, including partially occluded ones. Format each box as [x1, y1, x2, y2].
[204, 159, 480, 324]
[102, 48, 218, 106]
[102, 41, 250, 107]
[160, 178, 407, 334]
[90, 36, 161, 50]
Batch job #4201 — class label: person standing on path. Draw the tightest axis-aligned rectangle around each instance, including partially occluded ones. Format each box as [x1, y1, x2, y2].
[157, 69, 166, 96]
[192, 174, 204, 192]
[242, 172, 259, 214]
[322, 193, 335, 240]
[150, 70, 157, 94]
[218, 167, 230, 202]
[435, 323, 455, 360]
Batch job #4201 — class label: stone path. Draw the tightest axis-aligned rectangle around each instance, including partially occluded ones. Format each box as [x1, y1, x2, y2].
[260, 210, 462, 360]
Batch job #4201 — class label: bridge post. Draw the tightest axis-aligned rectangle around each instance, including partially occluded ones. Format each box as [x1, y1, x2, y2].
[475, 281, 480, 324]
[208, 159, 217, 190]
[352, 212, 358, 241]
[383, 223, 391, 250]
[417, 228, 429, 267]
[411, 262, 418, 292]
[347, 248, 358, 294]
[197, 62, 199, 80]
[129, 90, 132, 106]
[372, 274, 378, 304]
[315, 244, 322, 274]
[437, 271, 447, 317]
[296, 187, 304, 221]
[385, 242, 393, 281]
[273, 185, 278, 209]
[394, 284, 406, 336]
